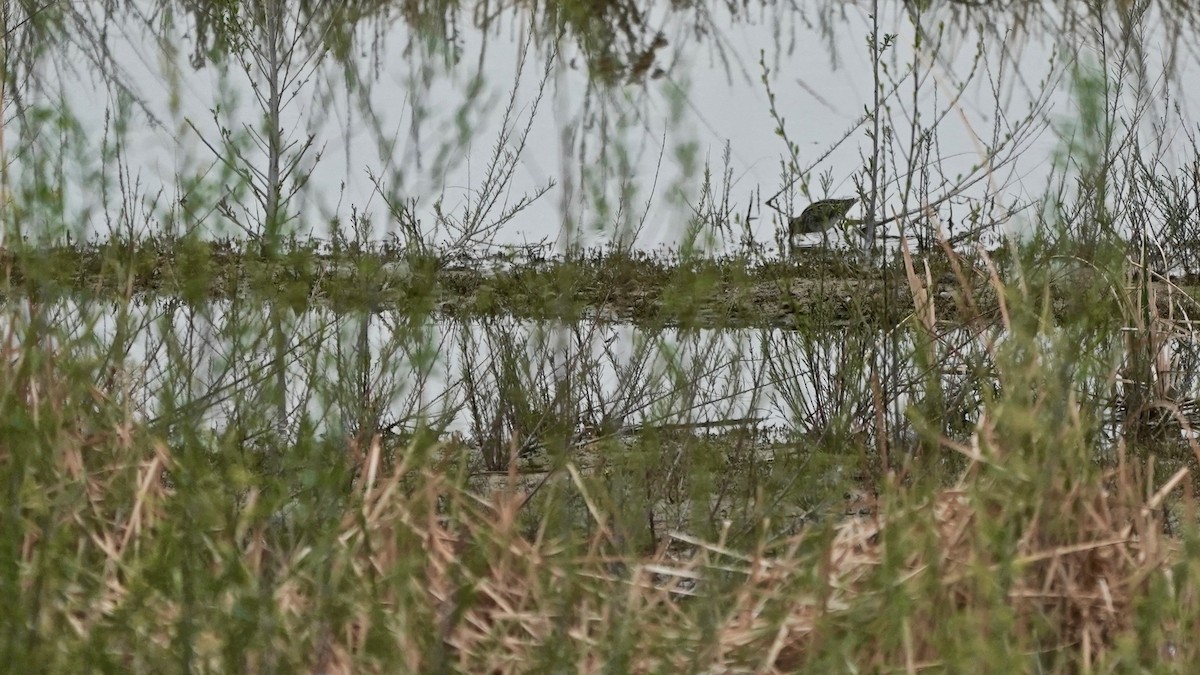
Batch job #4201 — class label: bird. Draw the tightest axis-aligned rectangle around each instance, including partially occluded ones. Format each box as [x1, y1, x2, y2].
[787, 197, 858, 254]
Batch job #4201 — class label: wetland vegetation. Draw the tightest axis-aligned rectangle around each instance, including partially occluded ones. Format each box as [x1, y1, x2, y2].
[5, 0, 1200, 671]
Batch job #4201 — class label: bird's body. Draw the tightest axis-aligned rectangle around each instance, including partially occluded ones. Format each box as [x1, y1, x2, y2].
[788, 197, 858, 254]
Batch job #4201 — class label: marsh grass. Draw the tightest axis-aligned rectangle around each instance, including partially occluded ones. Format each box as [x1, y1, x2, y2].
[4, 238, 990, 327]
[1, 325, 1192, 670]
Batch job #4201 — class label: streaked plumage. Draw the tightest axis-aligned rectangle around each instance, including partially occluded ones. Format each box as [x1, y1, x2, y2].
[787, 197, 858, 254]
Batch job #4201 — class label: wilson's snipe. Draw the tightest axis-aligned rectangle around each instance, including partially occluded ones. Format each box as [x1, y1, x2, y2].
[788, 197, 857, 254]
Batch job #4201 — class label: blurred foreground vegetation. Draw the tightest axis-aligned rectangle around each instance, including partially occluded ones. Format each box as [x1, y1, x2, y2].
[6, 0, 1200, 671]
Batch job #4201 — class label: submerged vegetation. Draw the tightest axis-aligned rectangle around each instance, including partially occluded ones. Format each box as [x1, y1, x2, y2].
[5, 0, 1200, 671]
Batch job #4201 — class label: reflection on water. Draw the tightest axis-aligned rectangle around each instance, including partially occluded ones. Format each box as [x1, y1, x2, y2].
[31, 295, 1200, 452]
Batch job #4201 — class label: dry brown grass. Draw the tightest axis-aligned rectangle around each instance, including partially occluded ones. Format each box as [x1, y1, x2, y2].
[22, 416, 1185, 672]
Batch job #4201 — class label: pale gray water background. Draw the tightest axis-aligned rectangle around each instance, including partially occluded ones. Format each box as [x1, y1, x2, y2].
[34, 295, 1001, 434]
[29, 294, 1200, 444]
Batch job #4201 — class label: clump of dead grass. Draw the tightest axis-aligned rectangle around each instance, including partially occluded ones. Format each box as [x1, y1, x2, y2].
[311, 432, 1187, 673]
